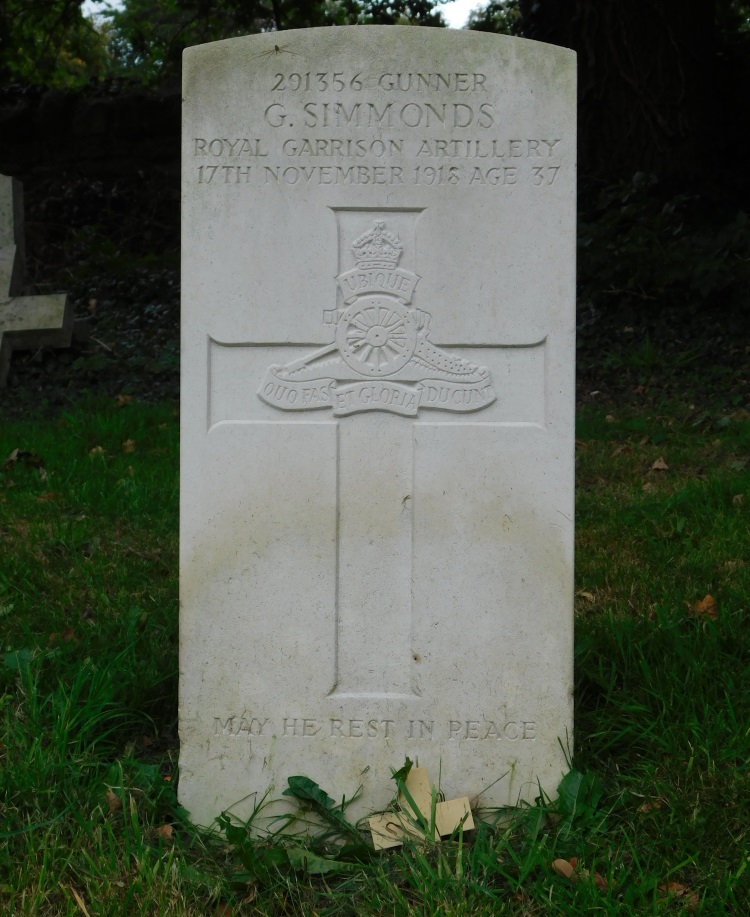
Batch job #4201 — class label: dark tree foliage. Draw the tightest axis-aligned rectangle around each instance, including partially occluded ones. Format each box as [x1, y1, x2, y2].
[0, 0, 445, 88]
[361, 0, 443, 26]
[466, 0, 521, 35]
[0, 0, 109, 86]
[469, 0, 750, 191]
[104, 0, 445, 83]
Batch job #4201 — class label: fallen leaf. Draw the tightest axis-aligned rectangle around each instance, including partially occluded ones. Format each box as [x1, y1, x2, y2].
[215, 903, 233, 916]
[605, 414, 616, 423]
[89, 446, 105, 457]
[156, 824, 174, 841]
[122, 440, 136, 454]
[658, 881, 690, 898]
[592, 871, 609, 891]
[577, 591, 595, 602]
[733, 494, 745, 505]
[638, 435, 650, 445]
[48, 629, 76, 647]
[575, 439, 588, 448]
[611, 444, 629, 457]
[692, 594, 718, 620]
[115, 394, 133, 407]
[551, 858, 578, 881]
[638, 799, 663, 813]
[105, 790, 122, 814]
[36, 491, 55, 503]
[651, 457, 669, 471]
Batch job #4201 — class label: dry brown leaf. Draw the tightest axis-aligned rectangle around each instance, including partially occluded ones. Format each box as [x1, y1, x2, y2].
[115, 394, 133, 407]
[121, 440, 136, 454]
[215, 903, 233, 916]
[658, 881, 690, 897]
[89, 446, 105, 457]
[651, 457, 669, 471]
[611, 444, 629, 457]
[241, 885, 258, 905]
[592, 871, 609, 891]
[575, 439, 588, 448]
[733, 494, 745, 505]
[156, 824, 174, 841]
[551, 858, 578, 881]
[638, 799, 663, 813]
[105, 789, 122, 814]
[638, 435, 650, 445]
[657, 880, 700, 910]
[577, 591, 595, 602]
[692, 594, 718, 620]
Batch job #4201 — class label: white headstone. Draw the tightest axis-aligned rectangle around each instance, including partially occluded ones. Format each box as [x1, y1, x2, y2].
[180, 26, 576, 828]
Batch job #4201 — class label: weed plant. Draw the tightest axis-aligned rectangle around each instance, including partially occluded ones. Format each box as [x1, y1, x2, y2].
[1, 397, 748, 914]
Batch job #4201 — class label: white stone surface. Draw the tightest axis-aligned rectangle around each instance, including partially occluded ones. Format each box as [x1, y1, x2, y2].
[180, 26, 576, 828]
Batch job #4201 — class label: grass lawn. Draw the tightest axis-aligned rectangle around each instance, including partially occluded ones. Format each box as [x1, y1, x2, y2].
[1, 396, 748, 915]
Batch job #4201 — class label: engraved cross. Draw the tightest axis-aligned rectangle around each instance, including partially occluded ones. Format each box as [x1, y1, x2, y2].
[207, 212, 545, 698]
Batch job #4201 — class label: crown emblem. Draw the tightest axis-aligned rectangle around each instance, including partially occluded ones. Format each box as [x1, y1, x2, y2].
[351, 221, 403, 270]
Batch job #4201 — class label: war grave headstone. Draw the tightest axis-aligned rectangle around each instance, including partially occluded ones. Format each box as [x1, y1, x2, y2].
[0, 175, 71, 386]
[180, 27, 576, 828]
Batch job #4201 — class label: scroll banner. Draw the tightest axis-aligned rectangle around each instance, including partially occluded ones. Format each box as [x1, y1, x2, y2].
[258, 366, 496, 417]
[337, 267, 419, 305]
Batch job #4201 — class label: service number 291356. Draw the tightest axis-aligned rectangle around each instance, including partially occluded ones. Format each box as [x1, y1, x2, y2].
[272, 72, 364, 92]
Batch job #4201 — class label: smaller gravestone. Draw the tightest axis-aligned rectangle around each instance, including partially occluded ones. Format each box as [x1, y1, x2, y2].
[0, 175, 72, 386]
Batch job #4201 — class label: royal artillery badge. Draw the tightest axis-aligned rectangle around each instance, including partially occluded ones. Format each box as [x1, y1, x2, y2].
[258, 220, 496, 417]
